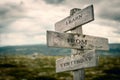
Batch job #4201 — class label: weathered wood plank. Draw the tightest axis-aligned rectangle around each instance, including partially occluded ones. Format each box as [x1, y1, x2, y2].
[47, 31, 109, 50]
[71, 22, 85, 80]
[55, 5, 94, 32]
[73, 69, 85, 80]
[56, 49, 98, 73]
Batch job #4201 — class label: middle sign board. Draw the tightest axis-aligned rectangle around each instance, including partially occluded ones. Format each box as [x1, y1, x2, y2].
[47, 31, 109, 50]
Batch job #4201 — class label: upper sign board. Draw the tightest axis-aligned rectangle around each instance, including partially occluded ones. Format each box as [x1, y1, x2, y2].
[47, 31, 109, 50]
[56, 49, 98, 73]
[55, 5, 94, 32]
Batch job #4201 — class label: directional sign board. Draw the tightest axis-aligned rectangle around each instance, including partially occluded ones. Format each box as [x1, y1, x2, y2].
[55, 5, 94, 32]
[56, 49, 98, 73]
[47, 31, 109, 50]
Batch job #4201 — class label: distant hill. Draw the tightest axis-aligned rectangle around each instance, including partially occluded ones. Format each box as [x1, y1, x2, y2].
[0, 43, 120, 56]
[97, 43, 120, 56]
[0, 44, 71, 56]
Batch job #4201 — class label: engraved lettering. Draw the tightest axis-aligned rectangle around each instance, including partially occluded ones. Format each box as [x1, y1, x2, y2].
[65, 14, 82, 25]
[59, 52, 94, 68]
[67, 38, 87, 47]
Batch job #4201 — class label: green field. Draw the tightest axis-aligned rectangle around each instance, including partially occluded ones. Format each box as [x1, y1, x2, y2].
[0, 55, 120, 80]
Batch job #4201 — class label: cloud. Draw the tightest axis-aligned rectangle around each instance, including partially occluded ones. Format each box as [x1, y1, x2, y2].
[44, 0, 64, 5]
[0, 2, 24, 18]
[93, 0, 120, 42]
[0, 2, 28, 34]
[0, 33, 46, 46]
[0, 0, 120, 46]
[98, 0, 120, 22]
[83, 23, 120, 43]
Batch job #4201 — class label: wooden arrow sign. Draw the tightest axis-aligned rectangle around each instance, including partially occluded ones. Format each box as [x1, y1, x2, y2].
[47, 31, 109, 50]
[55, 5, 94, 32]
[56, 49, 98, 73]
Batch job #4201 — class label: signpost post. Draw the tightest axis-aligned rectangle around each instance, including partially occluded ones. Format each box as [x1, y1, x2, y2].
[46, 5, 109, 80]
[71, 27, 85, 80]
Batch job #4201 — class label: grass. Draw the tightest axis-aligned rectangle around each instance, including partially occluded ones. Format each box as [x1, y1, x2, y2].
[0, 55, 119, 80]
[85, 56, 120, 80]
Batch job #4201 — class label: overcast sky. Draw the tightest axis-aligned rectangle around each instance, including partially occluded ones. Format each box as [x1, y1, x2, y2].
[0, 0, 120, 46]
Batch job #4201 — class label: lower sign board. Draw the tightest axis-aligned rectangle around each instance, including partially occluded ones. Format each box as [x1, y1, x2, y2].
[56, 49, 98, 73]
[47, 31, 109, 50]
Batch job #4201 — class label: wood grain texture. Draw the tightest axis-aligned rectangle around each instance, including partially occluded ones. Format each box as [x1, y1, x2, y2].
[55, 5, 94, 32]
[73, 69, 85, 80]
[47, 31, 109, 50]
[56, 49, 98, 73]
[71, 26, 85, 80]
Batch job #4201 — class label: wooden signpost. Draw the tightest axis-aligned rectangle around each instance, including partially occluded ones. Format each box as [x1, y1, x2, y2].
[46, 5, 109, 80]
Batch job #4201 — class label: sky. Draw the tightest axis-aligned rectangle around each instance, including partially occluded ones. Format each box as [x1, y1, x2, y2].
[0, 0, 120, 46]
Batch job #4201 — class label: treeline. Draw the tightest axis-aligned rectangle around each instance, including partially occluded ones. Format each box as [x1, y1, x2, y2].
[0, 44, 71, 56]
[0, 44, 120, 56]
